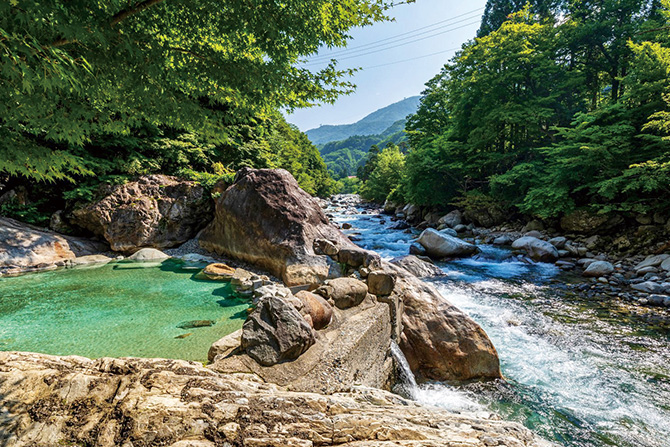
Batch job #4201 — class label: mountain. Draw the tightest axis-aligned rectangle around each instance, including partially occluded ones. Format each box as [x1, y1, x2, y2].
[305, 96, 420, 145]
[320, 119, 409, 179]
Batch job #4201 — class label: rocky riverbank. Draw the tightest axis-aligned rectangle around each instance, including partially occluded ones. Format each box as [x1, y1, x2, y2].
[0, 169, 555, 447]
[349, 197, 670, 311]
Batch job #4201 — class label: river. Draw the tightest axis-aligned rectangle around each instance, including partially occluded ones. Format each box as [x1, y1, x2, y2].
[328, 197, 670, 447]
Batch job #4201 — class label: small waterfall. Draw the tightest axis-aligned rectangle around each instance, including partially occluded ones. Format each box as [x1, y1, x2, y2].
[390, 340, 418, 400]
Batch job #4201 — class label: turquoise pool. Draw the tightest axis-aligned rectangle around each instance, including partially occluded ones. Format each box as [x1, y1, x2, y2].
[0, 260, 249, 361]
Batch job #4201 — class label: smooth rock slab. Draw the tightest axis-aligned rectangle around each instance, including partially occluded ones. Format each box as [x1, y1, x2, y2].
[390, 255, 445, 278]
[128, 247, 170, 261]
[0, 352, 553, 447]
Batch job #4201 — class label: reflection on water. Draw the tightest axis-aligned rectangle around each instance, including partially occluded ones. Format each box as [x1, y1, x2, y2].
[331, 200, 670, 447]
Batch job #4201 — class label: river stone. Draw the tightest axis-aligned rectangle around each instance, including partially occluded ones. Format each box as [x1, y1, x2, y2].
[660, 257, 670, 272]
[511, 236, 559, 263]
[337, 246, 380, 268]
[390, 255, 445, 278]
[522, 220, 544, 232]
[73, 254, 112, 265]
[313, 238, 339, 256]
[202, 262, 236, 280]
[367, 271, 396, 296]
[315, 277, 368, 309]
[439, 227, 458, 237]
[631, 281, 665, 294]
[560, 209, 623, 234]
[634, 254, 670, 272]
[241, 295, 315, 366]
[493, 235, 512, 246]
[524, 230, 544, 239]
[0, 217, 76, 271]
[294, 290, 333, 330]
[583, 261, 614, 277]
[198, 168, 352, 287]
[127, 248, 170, 261]
[416, 228, 478, 258]
[71, 175, 213, 252]
[548, 236, 567, 249]
[409, 243, 427, 256]
[438, 210, 462, 228]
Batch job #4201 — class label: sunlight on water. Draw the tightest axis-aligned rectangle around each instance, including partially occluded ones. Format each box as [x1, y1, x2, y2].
[0, 260, 248, 361]
[330, 200, 670, 447]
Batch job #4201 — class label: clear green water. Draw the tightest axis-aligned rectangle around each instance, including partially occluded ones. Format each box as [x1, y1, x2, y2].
[0, 260, 249, 361]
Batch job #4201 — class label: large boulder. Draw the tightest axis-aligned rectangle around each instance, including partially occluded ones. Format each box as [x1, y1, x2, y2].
[71, 175, 213, 252]
[560, 209, 623, 234]
[0, 352, 551, 447]
[241, 295, 315, 366]
[381, 262, 501, 382]
[511, 236, 559, 263]
[416, 228, 478, 258]
[463, 206, 506, 228]
[294, 290, 333, 330]
[0, 217, 76, 273]
[438, 210, 462, 228]
[199, 168, 352, 286]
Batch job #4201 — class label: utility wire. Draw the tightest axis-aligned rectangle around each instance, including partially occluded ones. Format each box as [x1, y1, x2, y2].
[357, 46, 461, 70]
[307, 6, 484, 60]
[303, 19, 480, 66]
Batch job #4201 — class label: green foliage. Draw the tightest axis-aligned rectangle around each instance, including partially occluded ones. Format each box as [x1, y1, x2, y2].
[403, 0, 670, 220]
[0, 197, 51, 227]
[320, 120, 408, 178]
[337, 176, 362, 194]
[0, 0, 392, 182]
[359, 145, 406, 203]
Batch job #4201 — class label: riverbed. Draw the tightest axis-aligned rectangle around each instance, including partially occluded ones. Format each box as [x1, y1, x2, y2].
[329, 198, 670, 447]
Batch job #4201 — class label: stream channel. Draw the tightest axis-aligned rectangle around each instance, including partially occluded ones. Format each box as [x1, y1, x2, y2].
[328, 196, 670, 447]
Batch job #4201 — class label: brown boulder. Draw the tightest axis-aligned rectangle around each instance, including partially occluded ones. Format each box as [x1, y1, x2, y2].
[383, 262, 501, 382]
[367, 270, 396, 296]
[560, 209, 623, 234]
[71, 175, 213, 252]
[295, 290, 333, 330]
[315, 277, 369, 309]
[198, 168, 352, 286]
[202, 262, 236, 280]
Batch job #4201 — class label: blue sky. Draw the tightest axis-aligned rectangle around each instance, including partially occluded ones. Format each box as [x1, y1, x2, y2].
[286, 0, 487, 131]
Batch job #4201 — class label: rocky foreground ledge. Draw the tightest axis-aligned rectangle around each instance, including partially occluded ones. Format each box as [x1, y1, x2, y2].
[0, 352, 552, 447]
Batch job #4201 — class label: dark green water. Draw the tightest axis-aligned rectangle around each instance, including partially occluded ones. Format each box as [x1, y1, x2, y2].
[0, 260, 249, 361]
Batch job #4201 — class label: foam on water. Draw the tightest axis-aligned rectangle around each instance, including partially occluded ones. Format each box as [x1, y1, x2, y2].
[330, 199, 670, 447]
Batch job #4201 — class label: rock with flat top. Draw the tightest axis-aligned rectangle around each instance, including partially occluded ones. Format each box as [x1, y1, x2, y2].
[128, 248, 170, 261]
[390, 255, 445, 278]
[511, 236, 559, 263]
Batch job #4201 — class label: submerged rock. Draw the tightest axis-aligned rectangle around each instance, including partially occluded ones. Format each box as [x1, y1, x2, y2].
[416, 228, 478, 258]
[72, 175, 213, 252]
[198, 168, 351, 287]
[177, 320, 216, 329]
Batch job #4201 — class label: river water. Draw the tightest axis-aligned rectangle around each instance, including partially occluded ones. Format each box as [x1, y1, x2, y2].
[330, 199, 670, 447]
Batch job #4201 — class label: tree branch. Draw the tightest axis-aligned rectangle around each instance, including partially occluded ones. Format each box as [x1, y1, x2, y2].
[111, 0, 167, 28]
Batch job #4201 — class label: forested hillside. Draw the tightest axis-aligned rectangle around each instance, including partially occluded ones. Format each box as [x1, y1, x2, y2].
[357, 0, 670, 225]
[0, 0, 388, 224]
[320, 119, 407, 178]
[305, 96, 419, 145]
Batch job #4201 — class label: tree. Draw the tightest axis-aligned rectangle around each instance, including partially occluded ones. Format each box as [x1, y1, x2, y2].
[360, 144, 405, 203]
[0, 0, 391, 181]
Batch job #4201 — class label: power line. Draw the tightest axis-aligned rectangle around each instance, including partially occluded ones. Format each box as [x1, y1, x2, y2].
[308, 6, 484, 60]
[357, 46, 462, 70]
[303, 19, 480, 66]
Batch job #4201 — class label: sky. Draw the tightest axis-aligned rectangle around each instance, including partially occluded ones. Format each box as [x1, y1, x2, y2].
[285, 0, 488, 132]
